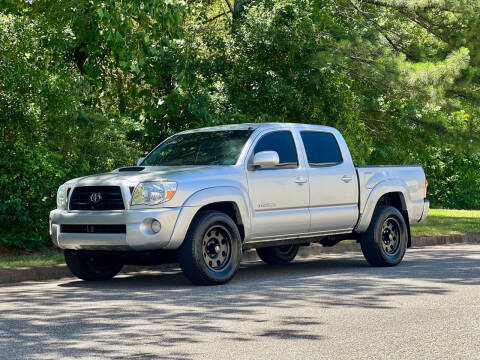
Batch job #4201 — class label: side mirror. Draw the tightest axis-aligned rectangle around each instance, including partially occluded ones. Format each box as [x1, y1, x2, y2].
[136, 157, 145, 166]
[252, 151, 279, 169]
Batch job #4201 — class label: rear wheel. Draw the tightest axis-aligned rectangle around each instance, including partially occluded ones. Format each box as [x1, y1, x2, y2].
[360, 205, 407, 267]
[64, 250, 123, 281]
[256, 244, 299, 265]
[178, 210, 242, 285]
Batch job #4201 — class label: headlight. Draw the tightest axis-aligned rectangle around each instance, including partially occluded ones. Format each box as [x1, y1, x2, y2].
[57, 184, 67, 209]
[131, 181, 177, 206]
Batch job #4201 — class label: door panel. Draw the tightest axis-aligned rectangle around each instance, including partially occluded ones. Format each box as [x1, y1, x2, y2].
[300, 131, 359, 232]
[246, 130, 310, 239]
[247, 167, 310, 238]
[309, 204, 358, 232]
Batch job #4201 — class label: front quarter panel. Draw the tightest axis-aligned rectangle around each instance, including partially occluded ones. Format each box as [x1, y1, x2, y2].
[166, 186, 252, 249]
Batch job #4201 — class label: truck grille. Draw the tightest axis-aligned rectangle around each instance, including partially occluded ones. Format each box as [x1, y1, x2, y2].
[60, 224, 126, 234]
[69, 186, 124, 211]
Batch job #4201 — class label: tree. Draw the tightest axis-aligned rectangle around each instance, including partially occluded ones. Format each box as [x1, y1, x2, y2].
[1, 0, 479, 249]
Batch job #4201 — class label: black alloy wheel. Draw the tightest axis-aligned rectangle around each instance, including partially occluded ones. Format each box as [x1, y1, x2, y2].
[202, 225, 232, 272]
[381, 217, 401, 256]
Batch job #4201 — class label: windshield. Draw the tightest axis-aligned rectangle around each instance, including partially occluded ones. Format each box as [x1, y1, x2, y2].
[142, 130, 254, 166]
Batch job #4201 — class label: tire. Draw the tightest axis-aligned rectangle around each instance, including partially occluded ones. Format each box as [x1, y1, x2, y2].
[64, 250, 123, 281]
[360, 205, 408, 267]
[256, 244, 299, 265]
[178, 210, 242, 285]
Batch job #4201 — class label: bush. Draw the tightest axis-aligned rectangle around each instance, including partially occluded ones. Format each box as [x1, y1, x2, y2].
[421, 147, 480, 210]
[0, 141, 85, 249]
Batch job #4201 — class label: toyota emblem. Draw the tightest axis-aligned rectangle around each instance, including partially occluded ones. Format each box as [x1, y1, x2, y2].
[90, 192, 102, 203]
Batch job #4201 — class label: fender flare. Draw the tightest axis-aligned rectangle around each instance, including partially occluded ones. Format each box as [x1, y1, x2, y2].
[166, 186, 252, 249]
[355, 179, 412, 233]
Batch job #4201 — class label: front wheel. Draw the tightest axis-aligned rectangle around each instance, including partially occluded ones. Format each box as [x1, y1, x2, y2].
[64, 250, 123, 281]
[256, 244, 299, 265]
[360, 205, 408, 267]
[178, 210, 242, 285]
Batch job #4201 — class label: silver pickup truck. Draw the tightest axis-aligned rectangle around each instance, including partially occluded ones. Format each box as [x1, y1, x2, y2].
[50, 123, 429, 285]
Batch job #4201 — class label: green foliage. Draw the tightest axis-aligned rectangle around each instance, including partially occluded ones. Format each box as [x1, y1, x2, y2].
[185, 0, 371, 163]
[1, 0, 480, 249]
[420, 148, 480, 209]
[0, 141, 80, 249]
[0, 9, 141, 249]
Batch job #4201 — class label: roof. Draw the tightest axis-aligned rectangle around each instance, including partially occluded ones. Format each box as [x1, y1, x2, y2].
[178, 122, 337, 134]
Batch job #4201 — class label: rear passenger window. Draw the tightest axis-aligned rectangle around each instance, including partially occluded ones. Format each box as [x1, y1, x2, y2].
[254, 131, 298, 167]
[301, 131, 343, 166]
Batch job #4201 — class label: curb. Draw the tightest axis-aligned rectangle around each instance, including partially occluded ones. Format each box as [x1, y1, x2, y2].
[1, 233, 479, 284]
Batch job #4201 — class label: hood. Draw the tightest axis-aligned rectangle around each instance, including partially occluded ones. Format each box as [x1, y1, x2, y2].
[68, 165, 222, 187]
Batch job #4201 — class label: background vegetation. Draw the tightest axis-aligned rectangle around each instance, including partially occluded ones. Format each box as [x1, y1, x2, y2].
[1, 0, 479, 249]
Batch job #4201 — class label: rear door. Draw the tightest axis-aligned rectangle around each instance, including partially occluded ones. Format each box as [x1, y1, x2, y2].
[246, 130, 310, 239]
[300, 131, 359, 232]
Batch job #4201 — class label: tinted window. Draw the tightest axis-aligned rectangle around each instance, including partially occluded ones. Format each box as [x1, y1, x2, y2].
[142, 130, 253, 166]
[254, 131, 298, 166]
[301, 131, 343, 166]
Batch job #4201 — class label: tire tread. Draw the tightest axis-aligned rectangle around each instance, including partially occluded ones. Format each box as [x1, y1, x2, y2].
[178, 210, 241, 285]
[256, 245, 299, 265]
[64, 250, 123, 281]
[360, 205, 407, 267]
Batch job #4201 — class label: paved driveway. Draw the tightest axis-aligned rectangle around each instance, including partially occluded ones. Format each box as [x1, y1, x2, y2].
[1, 244, 479, 359]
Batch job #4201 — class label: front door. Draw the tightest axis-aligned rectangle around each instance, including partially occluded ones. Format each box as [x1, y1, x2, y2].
[246, 130, 310, 239]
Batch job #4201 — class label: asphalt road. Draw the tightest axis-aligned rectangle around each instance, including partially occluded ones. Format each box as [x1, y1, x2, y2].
[1, 244, 479, 360]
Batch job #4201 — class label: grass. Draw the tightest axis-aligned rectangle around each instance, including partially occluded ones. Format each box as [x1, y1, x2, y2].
[0, 209, 478, 268]
[411, 208, 480, 236]
[0, 249, 64, 269]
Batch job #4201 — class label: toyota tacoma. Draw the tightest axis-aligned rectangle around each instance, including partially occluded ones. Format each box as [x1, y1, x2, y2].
[50, 123, 429, 285]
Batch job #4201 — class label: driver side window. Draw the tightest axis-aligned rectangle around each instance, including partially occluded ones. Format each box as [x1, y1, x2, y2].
[254, 131, 298, 167]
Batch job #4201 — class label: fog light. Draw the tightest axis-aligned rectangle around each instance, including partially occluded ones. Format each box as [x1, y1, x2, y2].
[151, 220, 161, 233]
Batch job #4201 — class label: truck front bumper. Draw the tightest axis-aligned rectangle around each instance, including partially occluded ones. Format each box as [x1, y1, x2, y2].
[49, 208, 182, 251]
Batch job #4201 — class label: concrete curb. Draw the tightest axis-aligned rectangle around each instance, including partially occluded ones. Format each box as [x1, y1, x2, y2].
[1, 233, 479, 284]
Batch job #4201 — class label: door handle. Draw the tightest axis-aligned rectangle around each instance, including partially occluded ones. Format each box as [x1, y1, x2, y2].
[295, 177, 308, 184]
[341, 175, 353, 183]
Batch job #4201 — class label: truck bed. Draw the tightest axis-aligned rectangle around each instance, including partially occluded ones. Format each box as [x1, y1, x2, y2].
[356, 165, 427, 228]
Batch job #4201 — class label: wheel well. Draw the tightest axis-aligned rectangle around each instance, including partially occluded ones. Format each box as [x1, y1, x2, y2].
[376, 192, 412, 248]
[197, 202, 245, 241]
[377, 192, 406, 213]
